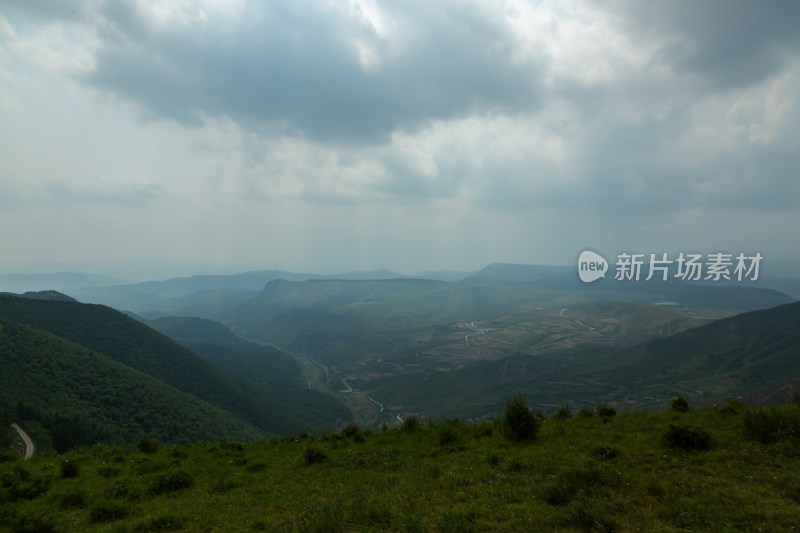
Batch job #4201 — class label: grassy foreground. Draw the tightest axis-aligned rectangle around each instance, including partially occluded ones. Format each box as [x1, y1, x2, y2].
[2, 400, 800, 532]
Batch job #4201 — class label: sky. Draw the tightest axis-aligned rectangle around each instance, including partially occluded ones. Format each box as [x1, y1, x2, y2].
[1, 0, 799, 279]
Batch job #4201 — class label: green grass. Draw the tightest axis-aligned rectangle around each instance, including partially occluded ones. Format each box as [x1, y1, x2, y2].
[2, 401, 800, 531]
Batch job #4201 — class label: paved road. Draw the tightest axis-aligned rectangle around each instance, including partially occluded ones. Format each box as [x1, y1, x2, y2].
[11, 423, 34, 460]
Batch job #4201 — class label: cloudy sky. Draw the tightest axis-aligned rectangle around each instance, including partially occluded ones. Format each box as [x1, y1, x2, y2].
[1, 0, 798, 278]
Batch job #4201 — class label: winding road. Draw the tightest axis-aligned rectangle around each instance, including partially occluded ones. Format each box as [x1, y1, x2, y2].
[11, 423, 34, 460]
[559, 308, 595, 330]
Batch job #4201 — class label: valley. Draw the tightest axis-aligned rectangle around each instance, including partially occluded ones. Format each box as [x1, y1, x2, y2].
[2, 262, 798, 449]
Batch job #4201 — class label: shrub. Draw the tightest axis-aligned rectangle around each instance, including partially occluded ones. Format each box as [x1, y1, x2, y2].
[89, 500, 131, 523]
[218, 439, 245, 452]
[470, 423, 493, 438]
[148, 469, 194, 495]
[670, 396, 691, 413]
[9, 508, 57, 533]
[437, 419, 464, 447]
[664, 424, 713, 451]
[245, 461, 269, 473]
[97, 465, 120, 477]
[108, 477, 132, 499]
[596, 403, 617, 422]
[168, 446, 188, 459]
[59, 457, 79, 479]
[743, 406, 800, 444]
[553, 402, 573, 421]
[437, 509, 478, 533]
[304, 445, 327, 465]
[0, 449, 18, 463]
[402, 415, 420, 431]
[57, 489, 86, 509]
[578, 406, 595, 418]
[0, 465, 50, 500]
[502, 393, 541, 442]
[133, 514, 186, 532]
[718, 397, 748, 416]
[486, 451, 502, 467]
[341, 422, 360, 437]
[215, 476, 239, 493]
[137, 436, 159, 454]
[592, 445, 620, 460]
[544, 463, 615, 506]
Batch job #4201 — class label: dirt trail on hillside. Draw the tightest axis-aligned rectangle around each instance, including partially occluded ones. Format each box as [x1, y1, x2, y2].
[11, 423, 34, 460]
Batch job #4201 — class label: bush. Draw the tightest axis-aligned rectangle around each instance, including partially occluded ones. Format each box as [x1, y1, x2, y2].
[57, 489, 86, 509]
[502, 393, 541, 442]
[578, 406, 595, 418]
[148, 469, 194, 495]
[671, 396, 691, 413]
[544, 463, 616, 505]
[59, 457, 79, 479]
[304, 445, 327, 465]
[341, 422, 360, 437]
[0, 465, 50, 501]
[665, 424, 713, 451]
[218, 438, 245, 452]
[743, 406, 800, 444]
[137, 436, 159, 454]
[596, 403, 617, 422]
[133, 514, 186, 532]
[97, 465, 120, 477]
[718, 397, 748, 416]
[108, 477, 132, 499]
[438, 419, 464, 447]
[402, 415, 420, 431]
[9, 508, 57, 533]
[486, 451, 502, 467]
[89, 500, 131, 523]
[592, 445, 620, 460]
[0, 449, 19, 463]
[553, 402, 573, 421]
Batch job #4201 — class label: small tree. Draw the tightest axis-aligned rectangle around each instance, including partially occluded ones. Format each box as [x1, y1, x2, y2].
[502, 393, 541, 442]
[670, 396, 690, 413]
[596, 402, 617, 423]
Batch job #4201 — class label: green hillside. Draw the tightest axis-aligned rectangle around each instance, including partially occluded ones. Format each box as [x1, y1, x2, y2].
[583, 300, 800, 405]
[0, 323, 263, 451]
[145, 316, 351, 430]
[0, 295, 350, 437]
[2, 399, 800, 531]
[146, 316, 299, 382]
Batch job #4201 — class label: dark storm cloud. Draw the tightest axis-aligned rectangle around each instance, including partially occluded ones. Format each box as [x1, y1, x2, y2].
[80, 1, 544, 143]
[600, 0, 800, 90]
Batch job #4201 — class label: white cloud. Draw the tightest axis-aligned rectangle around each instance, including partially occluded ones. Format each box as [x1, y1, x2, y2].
[0, 0, 798, 275]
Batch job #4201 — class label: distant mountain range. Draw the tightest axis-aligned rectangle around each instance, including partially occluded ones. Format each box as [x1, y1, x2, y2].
[2, 261, 798, 313]
[1, 259, 798, 443]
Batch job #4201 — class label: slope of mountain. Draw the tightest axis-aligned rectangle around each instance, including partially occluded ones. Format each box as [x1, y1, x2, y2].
[0, 323, 263, 451]
[0, 294, 350, 436]
[146, 316, 299, 382]
[4, 290, 78, 303]
[145, 316, 351, 430]
[583, 300, 800, 406]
